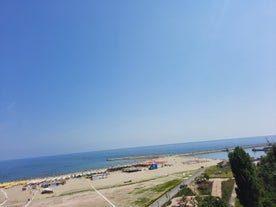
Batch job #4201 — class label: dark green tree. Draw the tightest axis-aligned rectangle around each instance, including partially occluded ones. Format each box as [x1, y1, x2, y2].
[228, 147, 261, 207]
[258, 145, 276, 206]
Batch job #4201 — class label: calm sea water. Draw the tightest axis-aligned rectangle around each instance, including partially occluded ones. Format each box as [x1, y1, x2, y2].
[0, 135, 275, 183]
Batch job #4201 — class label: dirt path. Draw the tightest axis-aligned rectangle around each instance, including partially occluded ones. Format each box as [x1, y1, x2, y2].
[86, 180, 116, 207]
[229, 184, 237, 207]
[0, 189, 8, 207]
[209, 178, 228, 198]
[24, 190, 37, 207]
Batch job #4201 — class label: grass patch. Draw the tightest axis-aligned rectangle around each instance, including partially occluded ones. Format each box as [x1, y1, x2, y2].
[132, 179, 182, 207]
[221, 179, 235, 204]
[134, 197, 151, 206]
[151, 179, 182, 193]
[133, 179, 182, 195]
[205, 166, 233, 178]
[197, 181, 212, 195]
[59, 189, 92, 196]
[235, 198, 244, 207]
[97, 175, 165, 190]
[174, 187, 195, 198]
[170, 170, 197, 178]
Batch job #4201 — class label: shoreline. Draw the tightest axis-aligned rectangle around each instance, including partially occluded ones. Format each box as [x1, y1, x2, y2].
[0, 143, 268, 186]
[0, 155, 220, 207]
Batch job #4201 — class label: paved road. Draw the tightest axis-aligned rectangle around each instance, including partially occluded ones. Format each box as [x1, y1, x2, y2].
[149, 168, 206, 207]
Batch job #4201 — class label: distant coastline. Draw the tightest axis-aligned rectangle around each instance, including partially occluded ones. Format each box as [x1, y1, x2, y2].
[106, 143, 268, 161]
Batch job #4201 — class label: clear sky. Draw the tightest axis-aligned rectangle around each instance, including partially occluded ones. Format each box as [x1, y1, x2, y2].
[1, 1, 276, 160]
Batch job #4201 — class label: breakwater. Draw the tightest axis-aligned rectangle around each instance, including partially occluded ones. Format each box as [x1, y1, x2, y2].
[106, 143, 269, 161]
[106, 155, 165, 161]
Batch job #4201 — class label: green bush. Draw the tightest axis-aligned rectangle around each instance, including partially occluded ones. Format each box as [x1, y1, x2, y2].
[197, 181, 212, 195]
[204, 172, 210, 180]
[221, 179, 235, 204]
[174, 187, 195, 197]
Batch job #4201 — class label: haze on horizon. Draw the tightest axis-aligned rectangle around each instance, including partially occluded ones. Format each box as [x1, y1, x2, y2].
[1, 1, 276, 161]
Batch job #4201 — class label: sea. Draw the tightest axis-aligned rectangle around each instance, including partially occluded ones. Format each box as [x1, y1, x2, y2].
[0, 135, 275, 183]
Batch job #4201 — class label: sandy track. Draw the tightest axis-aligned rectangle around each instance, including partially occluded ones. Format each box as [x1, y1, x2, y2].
[229, 184, 237, 207]
[0, 189, 8, 207]
[210, 178, 228, 198]
[86, 180, 116, 207]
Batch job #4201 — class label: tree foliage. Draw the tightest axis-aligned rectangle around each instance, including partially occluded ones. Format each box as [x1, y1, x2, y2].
[258, 145, 276, 207]
[228, 147, 261, 207]
[229, 145, 276, 207]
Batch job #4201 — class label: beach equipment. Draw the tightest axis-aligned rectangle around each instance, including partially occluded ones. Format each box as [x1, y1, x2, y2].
[41, 188, 53, 194]
[149, 163, 158, 170]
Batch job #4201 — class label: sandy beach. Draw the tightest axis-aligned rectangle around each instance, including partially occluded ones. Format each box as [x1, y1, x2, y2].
[0, 155, 221, 207]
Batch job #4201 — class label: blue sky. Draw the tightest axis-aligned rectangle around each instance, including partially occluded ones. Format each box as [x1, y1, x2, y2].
[0, 1, 276, 160]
